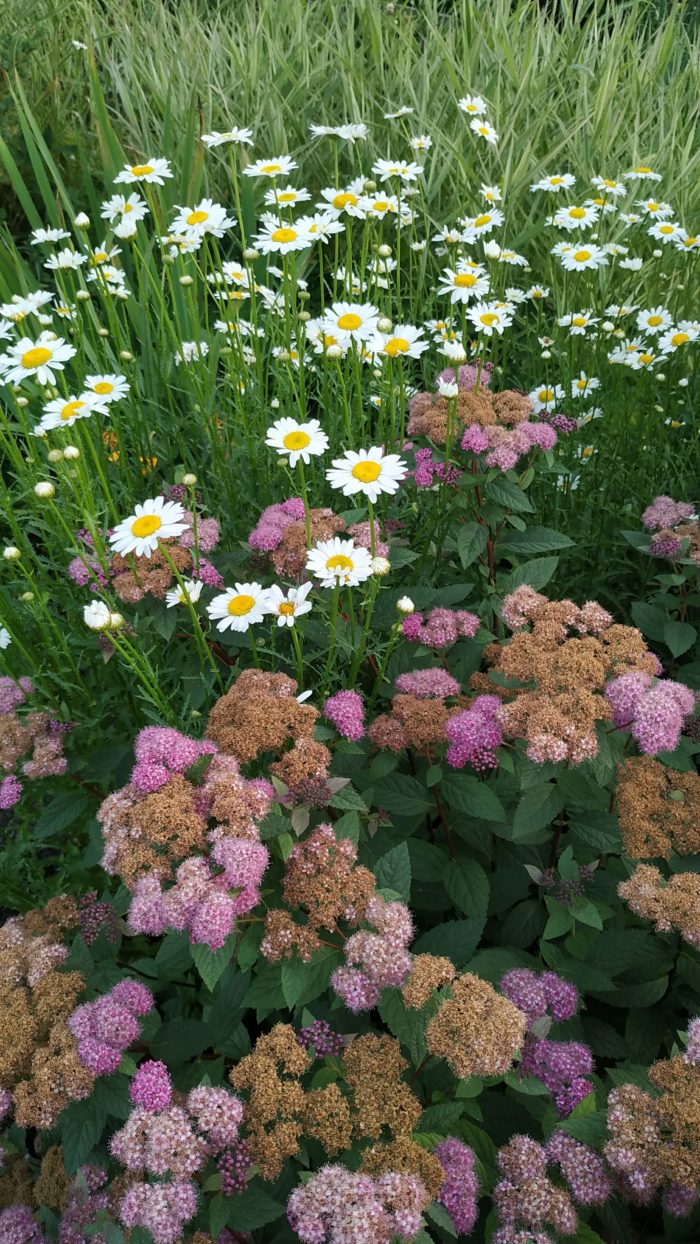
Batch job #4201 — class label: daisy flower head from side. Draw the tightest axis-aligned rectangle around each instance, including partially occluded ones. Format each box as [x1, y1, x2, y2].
[100, 193, 150, 225]
[207, 583, 272, 632]
[109, 496, 187, 559]
[37, 393, 108, 433]
[166, 579, 204, 608]
[530, 173, 576, 193]
[326, 446, 408, 503]
[202, 126, 254, 147]
[306, 537, 374, 589]
[265, 417, 329, 467]
[243, 155, 298, 179]
[114, 158, 173, 186]
[265, 582, 313, 627]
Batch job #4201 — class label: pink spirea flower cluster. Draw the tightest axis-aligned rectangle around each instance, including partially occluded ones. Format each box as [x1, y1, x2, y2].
[0, 1206, 48, 1244]
[297, 1019, 345, 1057]
[131, 726, 217, 794]
[501, 586, 612, 634]
[411, 448, 461, 489]
[217, 1139, 253, 1195]
[130, 1060, 173, 1111]
[500, 968, 578, 1024]
[287, 1164, 428, 1244]
[58, 1166, 110, 1244]
[324, 691, 365, 741]
[248, 498, 306, 552]
[332, 896, 414, 1012]
[395, 668, 461, 699]
[642, 496, 696, 531]
[545, 1131, 611, 1205]
[435, 1137, 479, 1233]
[402, 607, 480, 650]
[500, 969, 592, 1115]
[0, 675, 32, 715]
[179, 510, 220, 552]
[445, 694, 503, 771]
[119, 1179, 198, 1244]
[605, 672, 694, 755]
[542, 409, 578, 434]
[68, 979, 153, 1076]
[684, 1016, 700, 1066]
[461, 420, 557, 470]
[0, 773, 22, 810]
[493, 1134, 577, 1239]
[437, 360, 493, 389]
[0, 1087, 12, 1124]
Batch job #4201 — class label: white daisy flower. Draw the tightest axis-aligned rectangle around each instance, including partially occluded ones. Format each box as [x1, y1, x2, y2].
[263, 185, 311, 208]
[636, 307, 672, 335]
[590, 175, 626, 198]
[207, 583, 271, 632]
[467, 301, 513, 335]
[0, 332, 76, 386]
[254, 219, 313, 254]
[265, 417, 329, 467]
[109, 497, 187, 559]
[575, 445, 598, 462]
[559, 244, 608, 272]
[309, 123, 368, 143]
[100, 192, 149, 224]
[648, 220, 683, 244]
[0, 626, 11, 648]
[458, 95, 488, 115]
[372, 158, 423, 183]
[410, 135, 433, 152]
[202, 127, 254, 147]
[626, 349, 660, 371]
[265, 582, 313, 627]
[437, 265, 489, 304]
[170, 199, 236, 239]
[165, 579, 204, 608]
[619, 256, 643, 271]
[480, 183, 502, 202]
[372, 323, 428, 359]
[322, 301, 380, 343]
[295, 213, 345, 242]
[578, 407, 604, 426]
[553, 204, 600, 231]
[174, 341, 209, 365]
[605, 304, 636, 319]
[44, 248, 86, 271]
[384, 106, 414, 119]
[469, 118, 498, 144]
[558, 310, 598, 335]
[529, 383, 565, 413]
[619, 212, 642, 225]
[526, 285, 550, 299]
[570, 372, 601, 398]
[326, 446, 407, 502]
[496, 249, 528, 267]
[243, 155, 298, 178]
[635, 199, 673, 217]
[675, 231, 699, 252]
[306, 537, 374, 588]
[36, 393, 107, 432]
[83, 601, 112, 631]
[30, 227, 70, 246]
[358, 193, 399, 218]
[530, 173, 576, 193]
[659, 321, 699, 354]
[316, 183, 366, 218]
[114, 158, 173, 185]
[437, 378, 459, 398]
[624, 166, 662, 181]
[83, 373, 130, 403]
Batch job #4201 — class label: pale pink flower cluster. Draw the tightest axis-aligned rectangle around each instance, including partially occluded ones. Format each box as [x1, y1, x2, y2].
[287, 1164, 428, 1244]
[119, 1179, 198, 1244]
[131, 725, 216, 793]
[402, 606, 480, 649]
[501, 586, 612, 634]
[605, 672, 695, 755]
[332, 896, 413, 1012]
[68, 980, 153, 1076]
[461, 419, 557, 470]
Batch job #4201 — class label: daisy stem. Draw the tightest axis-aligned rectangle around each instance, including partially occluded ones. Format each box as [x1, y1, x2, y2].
[321, 584, 340, 693]
[348, 576, 379, 687]
[367, 498, 376, 557]
[368, 622, 402, 708]
[109, 630, 177, 725]
[290, 623, 304, 688]
[297, 460, 312, 548]
[78, 421, 120, 525]
[249, 629, 260, 668]
[15, 558, 82, 682]
[158, 545, 222, 687]
[346, 586, 357, 645]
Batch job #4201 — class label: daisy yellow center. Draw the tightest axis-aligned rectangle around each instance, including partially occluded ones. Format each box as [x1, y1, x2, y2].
[573, 249, 591, 262]
[132, 514, 161, 538]
[278, 602, 296, 616]
[21, 346, 52, 369]
[474, 214, 491, 227]
[581, 446, 594, 458]
[322, 334, 338, 347]
[384, 336, 410, 356]
[576, 378, 588, 389]
[659, 224, 674, 234]
[549, 177, 564, 185]
[647, 202, 659, 211]
[333, 192, 357, 209]
[326, 554, 353, 572]
[91, 251, 108, 264]
[591, 198, 605, 206]
[682, 237, 697, 247]
[454, 273, 478, 287]
[186, 210, 209, 225]
[647, 315, 663, 326]
[61, 400, 85, 421]
[572, 316, 587, 326]
[602, 179, 617, 188]
[477, 126, 489, 135]
[352, 461, 382, 483]
[277, 192, 296, 203]
[538, 388, 554, 401]
[228, 594, 255, 616]
[261, 163, 282, 174]
[283, 430, 311, 450]
[337, 312, 362, 330]
[122, 203, 133, 213]
[272, 227, 297, 243]
[130, 164, 154, 176]
[635, 166, 652, 174]
[532, 289, 544, 297]
[93, 382, 113, 395]
[669, 420, 681, 428]
[480, 313, 499, 326]
[671, 332, 689, 346]
[569, 207, 586, 219]
[639, 353, 653, 364]
[372, 201, 389, 211]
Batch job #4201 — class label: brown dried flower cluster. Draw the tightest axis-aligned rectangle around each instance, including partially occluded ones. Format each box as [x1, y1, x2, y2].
[98, 774, 208, 888]
[33, 1145, 70, 1210]
[229, 1023, 310, 1180]
[271, 508, 345, 579]
[618, 865, 700, 948]
[482, 587, 658, 764]
[0, 711, 68, 782]
[402, 954, 457, 1010]
[111, 540, 192, 604]
[426, 972, 527, 1078]
[605, 1057, 700, 1199]
[261, 822, 375, 961]
[369, 695, 453, 755]
[616, 757, 700, 859]
[206, 672, 329, 801]
[407, 386, 532, 445]
[0, 906, 92, 1130]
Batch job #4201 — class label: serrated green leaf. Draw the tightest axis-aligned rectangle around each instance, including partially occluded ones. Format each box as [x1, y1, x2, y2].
[457, 520, 488, 568]
[281, 952, 340, 1009]
[375, 773, 434, 816]
[225, 1181, 285, 1230]
[500, 525, 574, 555]
[663, 620, 697, 657]
[486, 477, 535, 513]
[190, 933, 237, 991]
[505, 556, 559, 592]
[443, 857, 490, 921]
[376, 842, 412, 900]
[441, 773, 506, 822]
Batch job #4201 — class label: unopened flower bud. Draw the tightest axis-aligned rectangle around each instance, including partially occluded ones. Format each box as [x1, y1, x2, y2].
[652, 248, 662, 258]
[371, 556, 391, 576]
[76, 289, 91, 301]
[15, 396, 28, 408]
[83, 600, 111, 631]
[541, 349, 552, 359]
[182, 473, 197, 486]
[179, 274, 193, 286]
[601, 320, 614, 332]
[98, 327, 109, 336]
[679, 377, 689, 387]
[74, 212, 90, 228]
[47, 449, 64, 463]
[378, 243, 392, 258]
[377, 316, 393, 332]
[109, 611, 125, 629]
[119, 350, 133, 361]
[243, 247, 259, 261]
[63, 445, 80, 460]
[326, 344, 343, 359]
[396, 596, 415, 614]
[270, 397, 280, 409]
[20, 591, 34, 602]
[34, 482, 55, 498]
[298, 310, 310, 322]
[298, 290, 311, 302]
[656, 372, 666, 381]
[3, 546, 21, 561]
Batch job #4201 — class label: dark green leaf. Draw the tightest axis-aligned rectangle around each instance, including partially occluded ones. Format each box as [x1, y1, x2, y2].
[441, 773, 506, 822]
[500, 526, 574, 555]
[190, 933, 237, 991]
[414, 918, 485, 966]
[486, 477, 535, 513]
[35, 793, 91, 839]
[375, 773, 434, 816]
[443, 857, 490, 922]
[504, 556, 559, 592]
[457, 521, 488, 568]
[149, 1019, 212, 1064]
[664, 620, 697, 657]
[375, 842, 412, 900]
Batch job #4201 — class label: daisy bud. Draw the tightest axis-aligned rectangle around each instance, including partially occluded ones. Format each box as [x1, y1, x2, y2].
[656, 373, 666, 382]
[298, 310, 311, 322]
[378, 243, 392, 258]
[179, 274, 193, 286]
[326, 344, 343, 359]
[397, 596, 415, 614]
[164, 254, 176, 265]
[270, 398, 280, 409]
[679, 377, 689, 387]
[3, 547, 21, 561]
[47, 449, 64, 463]
[377, 316, 393, 333]
[483, 240, 501, 258]
[20, 591, 34, 602]
[34, 482, 55, 499]
[371, 556, 391, 577]
[119, 350, 134, 361]
[76, 289, 91, 301]
[243, 247, 259, 261]
[109, 612, 125, 629]
[602, 321, 614, 332]
[277, 349, 291, 362]
[63, 446, 80, 460]
[654, 404, 664, 412]
[115, 289, 129, 300]
[437, 379, 458, 398]
[15, 397, 28, 408]
[98, 327, 109, 336]
[74, 212, 90, 228]
[33, 428, 47, 439]
[83, 600, 111, 631]
[181, 473, 197, 486]
[541, 349, 552, 359]
[652, 248, 662, 258]
[298, 290, 311, 302]
[365, 180, 377, 191]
